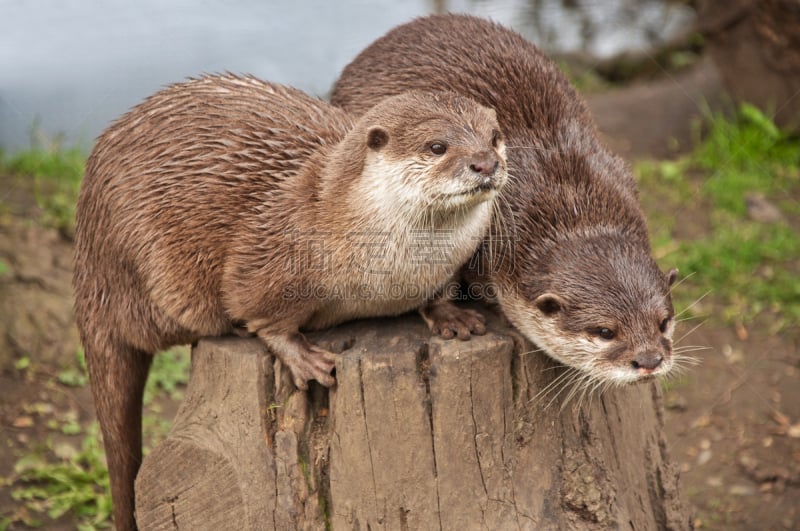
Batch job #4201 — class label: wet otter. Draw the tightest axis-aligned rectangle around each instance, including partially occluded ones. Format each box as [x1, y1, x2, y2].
[332, 14, 680, 384]
[73, 74, 506, 530]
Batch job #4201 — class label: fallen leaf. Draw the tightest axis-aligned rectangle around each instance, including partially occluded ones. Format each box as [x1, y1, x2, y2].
[735, 322, 749, 341]
[11, 416, 34, 428]
[788, 423, 800, 439]
[691, 414, 711, 429]
[772, 411, 791, 429]
[697, 449, 712, 466]
[730, 483, 756, 496]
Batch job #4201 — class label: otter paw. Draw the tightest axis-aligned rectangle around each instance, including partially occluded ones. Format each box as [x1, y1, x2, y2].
[287, 346, 337, 390]
[264, 333, 338, 391]
[421, 302, 487, 341]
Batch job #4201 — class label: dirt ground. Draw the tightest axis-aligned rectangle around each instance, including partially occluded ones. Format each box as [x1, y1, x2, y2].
[1, 56, 799, 529]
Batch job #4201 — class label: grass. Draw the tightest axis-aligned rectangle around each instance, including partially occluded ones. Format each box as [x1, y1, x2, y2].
[7, 424, 111, 530]
[637, 103, 800, 330]
[2, 348, 190, 529]
[143, 347, 191, 405]
[0, 144, 86, 233]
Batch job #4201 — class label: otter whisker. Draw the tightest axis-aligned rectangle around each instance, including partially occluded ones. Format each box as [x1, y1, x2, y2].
[486, 192, 514, 270]
[674, 290, 712, 319]
[584, 372, 610, 411]
[672, 345, 710, 354]
[519, 345, 551, 356]
[532, 365, 579, 409]
[505, 145, 568, 155]
[675, 314, 707, 323]
[575, 373, 602, 411]
[500, 170, 521, 188]
[539, 361, 572, 371]
[486, 200, 502, 269]
[673, 319, 708, 345]
[561, 369, 594, 411]
[665, 359, 695, 379]
[552, 370, 586, 411]
[671, 354, 701, 366]
[669, 270, 696, 291]
[532, 365, 574, 401]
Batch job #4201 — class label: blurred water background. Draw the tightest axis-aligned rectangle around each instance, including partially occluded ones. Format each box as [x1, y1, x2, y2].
[0, 0, 694, 152]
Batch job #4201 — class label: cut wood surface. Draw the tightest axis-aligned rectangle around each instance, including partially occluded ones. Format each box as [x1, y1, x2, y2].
[136, 312, 690, 530]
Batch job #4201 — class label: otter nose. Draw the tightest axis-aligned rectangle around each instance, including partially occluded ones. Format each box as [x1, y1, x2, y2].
[631, 351, 663, 371]
[469, 154, 499, 177]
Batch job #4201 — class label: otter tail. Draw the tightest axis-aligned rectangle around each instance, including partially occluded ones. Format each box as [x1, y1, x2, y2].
[84, 334, 152, 531]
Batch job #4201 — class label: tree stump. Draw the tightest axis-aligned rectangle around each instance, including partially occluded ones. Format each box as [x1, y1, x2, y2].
[135, 312, 690, 530]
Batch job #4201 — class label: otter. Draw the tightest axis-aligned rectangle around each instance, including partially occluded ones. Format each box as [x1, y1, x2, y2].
[73, 74, 507, 530]
[332, 14, 681, 384]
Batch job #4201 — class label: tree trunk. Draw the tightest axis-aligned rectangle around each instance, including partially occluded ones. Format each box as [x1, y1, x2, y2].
[135, 312, 690, 530]
[699, 0, 800, 130]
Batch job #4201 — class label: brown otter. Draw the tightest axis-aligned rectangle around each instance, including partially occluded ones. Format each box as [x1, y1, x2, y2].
[73, 74, 507, 530]
[332, 14, 681, 385]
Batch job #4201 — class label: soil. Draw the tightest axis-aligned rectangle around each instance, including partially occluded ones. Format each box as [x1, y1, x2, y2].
[1, 55, 799, 530]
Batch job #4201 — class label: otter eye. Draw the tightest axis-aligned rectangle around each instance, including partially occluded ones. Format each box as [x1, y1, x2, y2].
[659, 317, 671, 333]
[590, 327, 616, 340]
[429, 142, 447, 155]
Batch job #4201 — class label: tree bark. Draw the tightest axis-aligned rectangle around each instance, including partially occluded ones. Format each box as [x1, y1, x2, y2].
[135, 312, 690, 530]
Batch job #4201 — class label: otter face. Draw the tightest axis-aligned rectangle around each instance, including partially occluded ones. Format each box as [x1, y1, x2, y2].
[499, 236, 680, 385]
[361, 91, 508, 214]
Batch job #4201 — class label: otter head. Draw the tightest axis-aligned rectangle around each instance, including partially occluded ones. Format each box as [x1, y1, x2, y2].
[357, 90, 508, 217]
[500, 232, 679, 384]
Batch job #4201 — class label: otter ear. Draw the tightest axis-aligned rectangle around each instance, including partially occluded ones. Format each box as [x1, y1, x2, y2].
[534, 293, 565, 316]
[367, 127, 389, 150]
[666, 268, 679, 287]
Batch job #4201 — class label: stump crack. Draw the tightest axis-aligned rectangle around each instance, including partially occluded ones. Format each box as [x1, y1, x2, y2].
[272, 455, 279, 530]
[160, 495, 179, 530]
[469, 363, 489, 525]
[358, 357, 381, 524]
[503, 356, 525, 530]
[417, 344, 443, 530]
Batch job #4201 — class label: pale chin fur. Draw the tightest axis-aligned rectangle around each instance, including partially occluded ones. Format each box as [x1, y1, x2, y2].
[362, 153, 501, 223]
[440, 188, 498, 210]
[499, 294, 673, 386]
[499, 297, 600, 370]
[306, 153, 498, 329]
[361, 154, 421, 212]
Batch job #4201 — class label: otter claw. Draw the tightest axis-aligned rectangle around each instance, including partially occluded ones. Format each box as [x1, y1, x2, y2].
[264, 333, 337, 390]
[421, 301, 487, 341]
[287, 347, 336, 389]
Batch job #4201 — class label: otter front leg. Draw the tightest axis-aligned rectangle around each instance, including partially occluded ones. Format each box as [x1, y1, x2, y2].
[420, 297, 486, 340]
[248, 318, 336, 389]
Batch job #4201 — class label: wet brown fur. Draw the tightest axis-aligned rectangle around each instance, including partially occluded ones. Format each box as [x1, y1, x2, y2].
[73, 73, 505, 530]
[332, 14, 678, 382]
